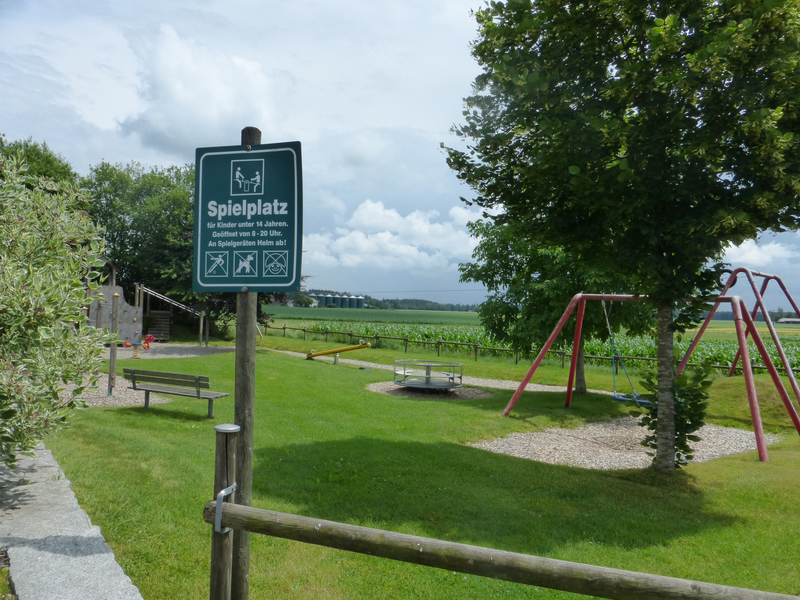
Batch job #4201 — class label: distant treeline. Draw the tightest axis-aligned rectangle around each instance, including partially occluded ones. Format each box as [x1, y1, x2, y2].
[303, 290, 477, 312]
[363, 296, 478, 312]
[711, 310, 797, 321]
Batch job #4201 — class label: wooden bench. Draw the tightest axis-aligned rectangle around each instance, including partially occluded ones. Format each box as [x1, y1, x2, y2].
[123, 368, 229, 418]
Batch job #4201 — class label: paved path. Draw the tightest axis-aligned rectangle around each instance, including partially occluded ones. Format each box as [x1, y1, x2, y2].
[0, 447, 143, 600]
[103, 342, 235, 360]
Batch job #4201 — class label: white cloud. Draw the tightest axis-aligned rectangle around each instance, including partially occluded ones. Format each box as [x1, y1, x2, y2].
[120, 24, 288, 153]
[310, 190, 347, 218]
[448, 205, 482, 227]
[1, 0, 488, 304]
[0, 13, 142, 130]
[724, 240, 798, 267]
[303, 199, 481, 275]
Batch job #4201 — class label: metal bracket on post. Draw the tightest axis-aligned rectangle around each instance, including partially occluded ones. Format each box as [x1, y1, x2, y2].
[215, 483, 237, 533]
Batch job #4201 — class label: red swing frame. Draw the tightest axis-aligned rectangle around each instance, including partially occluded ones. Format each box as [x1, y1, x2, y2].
[502, 274, 800, 462]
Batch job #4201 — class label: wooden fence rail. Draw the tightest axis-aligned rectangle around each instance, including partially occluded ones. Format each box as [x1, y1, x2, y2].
[263, 324, 800, 374]
[206, 426, 799, 600]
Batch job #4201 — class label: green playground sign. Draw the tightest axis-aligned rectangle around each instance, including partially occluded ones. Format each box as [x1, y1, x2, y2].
[193, 142, 303, 292]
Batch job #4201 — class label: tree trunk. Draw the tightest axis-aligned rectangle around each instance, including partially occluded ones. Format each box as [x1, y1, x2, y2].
[574, 337, 587, 394]
[654, 302, 676, 473]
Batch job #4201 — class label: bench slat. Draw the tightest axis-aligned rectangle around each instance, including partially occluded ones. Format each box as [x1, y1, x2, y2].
[136, 377, 211, 389]
[123, 369, 210, 388]
[135, 384, 229, 400]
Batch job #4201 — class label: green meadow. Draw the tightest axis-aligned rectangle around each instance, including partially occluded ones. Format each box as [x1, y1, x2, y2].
[45, 323, 800, 598]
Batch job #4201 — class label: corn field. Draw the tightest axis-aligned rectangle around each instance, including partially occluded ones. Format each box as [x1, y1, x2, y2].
[273, 320, 800, 369]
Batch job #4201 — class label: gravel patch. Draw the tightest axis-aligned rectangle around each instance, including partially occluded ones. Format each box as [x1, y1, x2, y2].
[62, 374, 170, 408]
[366, 380, 492, 400]
[470, 418, 782, 470]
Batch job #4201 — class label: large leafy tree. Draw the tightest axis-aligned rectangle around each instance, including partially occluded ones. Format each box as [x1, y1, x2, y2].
[0, 135, 77, 183]
[460, 218, 652, 393]
[0, 156, 106, 467]
[81, 161, 288, 329]
[448, 0, 800, 471]
[81, 162, 195, 299]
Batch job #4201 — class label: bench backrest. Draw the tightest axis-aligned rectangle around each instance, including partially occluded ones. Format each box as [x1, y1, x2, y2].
[123, 368, 211, 390]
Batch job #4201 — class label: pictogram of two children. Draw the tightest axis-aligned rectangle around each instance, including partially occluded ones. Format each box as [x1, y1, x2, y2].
[235, 167, 261, 193]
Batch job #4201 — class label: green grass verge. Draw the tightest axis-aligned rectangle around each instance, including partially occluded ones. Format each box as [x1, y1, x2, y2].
[0, 569, 12, 597]
[45, 343, 800, 598]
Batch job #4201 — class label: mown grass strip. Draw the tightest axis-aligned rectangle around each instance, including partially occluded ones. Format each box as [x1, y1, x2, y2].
[46, 346, 800, 599]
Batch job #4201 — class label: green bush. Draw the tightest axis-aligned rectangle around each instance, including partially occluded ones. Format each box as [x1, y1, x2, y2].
[636, 364, 712, 468]
[0, 156, 107, 467]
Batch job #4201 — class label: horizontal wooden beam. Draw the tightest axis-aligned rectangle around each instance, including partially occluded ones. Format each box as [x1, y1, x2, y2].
[203, 502, 797, 600]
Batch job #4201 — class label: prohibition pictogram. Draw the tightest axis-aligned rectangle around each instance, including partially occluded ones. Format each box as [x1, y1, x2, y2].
[263, 251, 288, 277]
[234, 251, 258, 276]
[204, 251, 229, 277]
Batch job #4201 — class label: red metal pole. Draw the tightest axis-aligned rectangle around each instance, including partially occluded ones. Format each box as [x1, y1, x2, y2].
[728, 269, 769, 376]
[501, 294, 582, 417]
[720, 269, 800, 411]
[775, 275, 800, 318]
[677, 268, 737, 376]
[501, 293, 644, 417]
[676, 301, 720, 376]
[731, 297, 769, 462]
[755, 278, 800, 411]
[564, 299, 586, 408]
[739, 305, 800, 436]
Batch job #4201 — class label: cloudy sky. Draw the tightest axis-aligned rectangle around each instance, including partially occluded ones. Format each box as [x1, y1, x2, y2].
[3, 0, 800, 311]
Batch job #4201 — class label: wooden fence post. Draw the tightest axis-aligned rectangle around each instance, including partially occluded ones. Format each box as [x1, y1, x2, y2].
[375, 334, 379, 349]
[437, 336, 442, 357]
[474, 344, 479, 362]
[405, 335, 409, 353]
[210, 424, 240, 600]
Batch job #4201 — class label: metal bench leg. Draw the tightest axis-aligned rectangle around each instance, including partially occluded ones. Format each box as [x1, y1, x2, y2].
[144, 390, 150, 410]
[208, 398, 214, 419]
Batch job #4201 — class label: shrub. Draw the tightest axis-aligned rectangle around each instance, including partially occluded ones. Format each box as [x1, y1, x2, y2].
[0, 156, 107, 468]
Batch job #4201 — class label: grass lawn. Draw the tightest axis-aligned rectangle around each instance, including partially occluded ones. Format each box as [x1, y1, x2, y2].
[46, 343, 800, 598]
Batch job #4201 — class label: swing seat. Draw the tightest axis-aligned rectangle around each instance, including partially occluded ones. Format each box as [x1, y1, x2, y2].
[612, 393, 652, 408]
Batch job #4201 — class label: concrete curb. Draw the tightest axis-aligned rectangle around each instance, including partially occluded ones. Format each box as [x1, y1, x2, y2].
[0, 446, 143, 600]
